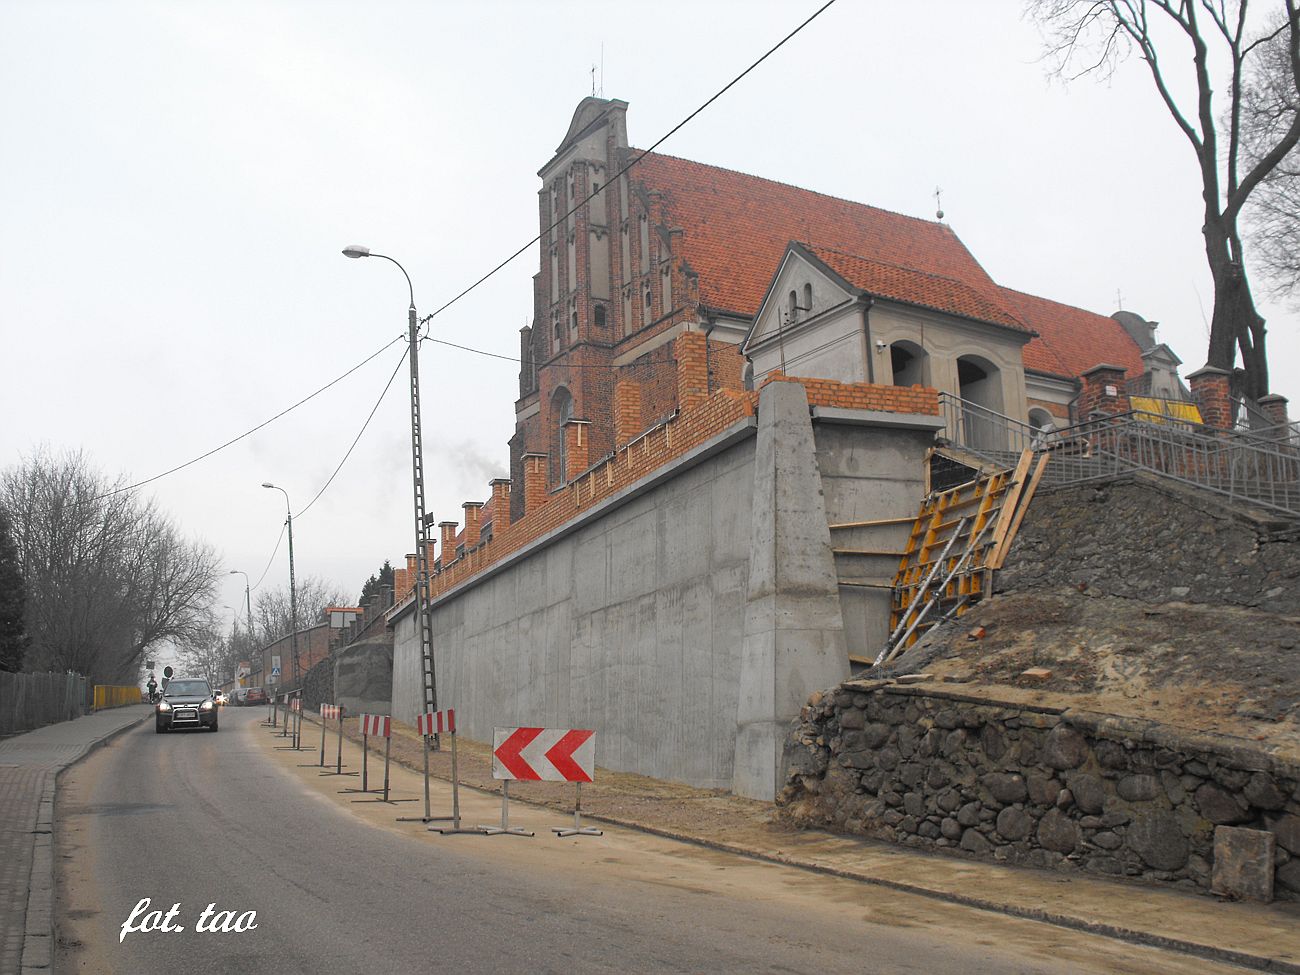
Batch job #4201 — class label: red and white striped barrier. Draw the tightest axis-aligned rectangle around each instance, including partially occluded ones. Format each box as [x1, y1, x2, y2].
[291, 698, 301, 713]
[416, 710, 456, 736]
[321, 704, 341, 720]
[360, 714, 391, 738]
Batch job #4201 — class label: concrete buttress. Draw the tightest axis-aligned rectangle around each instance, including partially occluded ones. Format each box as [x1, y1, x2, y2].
[733, 381, 849, 800]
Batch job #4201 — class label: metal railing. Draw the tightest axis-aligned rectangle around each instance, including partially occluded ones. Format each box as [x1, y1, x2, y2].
[937, 392, 1300, 520]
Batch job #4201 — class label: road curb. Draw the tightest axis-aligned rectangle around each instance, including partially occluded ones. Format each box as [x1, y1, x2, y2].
[20, 709, 151, 974]
[301, 715, 1299, 975]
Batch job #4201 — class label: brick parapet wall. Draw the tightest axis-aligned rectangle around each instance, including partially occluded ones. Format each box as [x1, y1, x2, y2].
[779, 681, 1300, 901]
[389, 364, 940, 614]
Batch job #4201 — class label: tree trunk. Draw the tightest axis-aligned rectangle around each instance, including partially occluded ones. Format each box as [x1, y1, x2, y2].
[1205, 226, 1269, 402]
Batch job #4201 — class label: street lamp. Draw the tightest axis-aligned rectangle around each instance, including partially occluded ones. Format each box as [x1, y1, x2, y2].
[229, 569, 253, 636]
[261, 482, 300, 691]
[342, 243, 439, 730]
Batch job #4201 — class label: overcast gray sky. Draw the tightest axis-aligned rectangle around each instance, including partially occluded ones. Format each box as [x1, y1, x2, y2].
[3, 0, 1296, 631]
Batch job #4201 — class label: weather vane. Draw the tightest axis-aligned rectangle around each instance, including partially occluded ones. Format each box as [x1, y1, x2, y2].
[934, 186, 944, 221]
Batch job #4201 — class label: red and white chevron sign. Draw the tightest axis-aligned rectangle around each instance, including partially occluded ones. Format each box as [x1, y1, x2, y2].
[291, 698, 301, 712]
[492, 727, 595, 783]
[416, 710, 455, 736]
[360, 714, 391, 738]
[320, 704, 341, 720]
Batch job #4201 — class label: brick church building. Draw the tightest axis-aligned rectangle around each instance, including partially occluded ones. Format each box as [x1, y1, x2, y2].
[509, 96, 1179, 521]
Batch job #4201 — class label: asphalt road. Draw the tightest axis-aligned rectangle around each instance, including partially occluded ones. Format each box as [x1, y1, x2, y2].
[54, 707, 1245, 975]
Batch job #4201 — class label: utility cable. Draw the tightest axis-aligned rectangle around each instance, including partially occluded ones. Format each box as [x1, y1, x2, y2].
[420, 0, 839, 325]
[295, 346, 409, 519]
[251, 521, 287, 591]
[98, 334, 405, 500]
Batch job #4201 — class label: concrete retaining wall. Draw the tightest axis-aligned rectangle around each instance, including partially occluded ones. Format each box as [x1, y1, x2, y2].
[392, 382, 936, 798]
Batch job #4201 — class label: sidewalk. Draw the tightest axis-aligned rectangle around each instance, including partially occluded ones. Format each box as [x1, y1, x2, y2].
[294, 708, 1300, 974]
[0, 705, 151, 974]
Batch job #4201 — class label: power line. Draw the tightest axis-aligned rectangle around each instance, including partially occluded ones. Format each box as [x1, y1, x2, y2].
[295, 347, 408, 520]
[420, 0, 839, 326]
[98, 334, 405, 500]
[251, 521, 287, 591]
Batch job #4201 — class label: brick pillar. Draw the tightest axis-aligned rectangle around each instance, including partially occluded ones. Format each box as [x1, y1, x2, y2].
[1078, 364, 1130, 418]
[393, 567, 409, 600]
[614, 381, 642, 446]
[522, 453, 549, 513]
[1258, 394, 1290, 429]
[675, 331, 709, 412]
[462, 501, 484, 549]
[1188, 366, 1232, 429]
[439, 521, 459, 563]
[424, 540, 437, 579]
[563, 419, 592, 481]
[489, 478, 511, 535]
[406, 553, 417, 579]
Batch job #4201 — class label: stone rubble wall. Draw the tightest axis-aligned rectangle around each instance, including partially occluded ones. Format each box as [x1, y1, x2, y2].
[778, 681, 1300, 900]
[996, 476, 1300, 614]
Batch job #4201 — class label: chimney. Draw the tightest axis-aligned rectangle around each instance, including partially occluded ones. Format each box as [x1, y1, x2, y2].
[1257, 394, 1290, 431]
[439, 521, 459, 564]
[522, 453, 549, 513]
[1187, 366, 1232, 430]
[614, 381, 642, 446]
[489, 478, 511, 535]
[1077, 364, 1130, 419]
[563, 419, 592, 481]
[675, 331, 709, 412]
[462, 501, 484, 548]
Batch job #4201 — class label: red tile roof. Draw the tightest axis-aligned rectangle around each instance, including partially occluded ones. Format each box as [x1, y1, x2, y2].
[631, 150, 1146, 382]
[633, 151, 1023, 328]
[999, 287, 1145, 381]
[805, 245, 1031, 332]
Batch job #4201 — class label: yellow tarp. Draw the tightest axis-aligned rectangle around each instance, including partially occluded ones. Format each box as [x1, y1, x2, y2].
[1131, 396, 1202, 425]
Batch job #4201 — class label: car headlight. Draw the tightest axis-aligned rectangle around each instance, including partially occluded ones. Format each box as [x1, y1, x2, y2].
[200, 700, 215, 710]
[157, 701, 171, 711]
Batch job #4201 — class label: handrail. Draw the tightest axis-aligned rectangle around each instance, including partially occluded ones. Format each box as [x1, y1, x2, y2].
[936, 392, 1299, 520]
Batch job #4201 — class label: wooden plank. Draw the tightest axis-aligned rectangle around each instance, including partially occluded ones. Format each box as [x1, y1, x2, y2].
[832, 548, 908, 557]
[827, 515, 917, 530]
[836, 579, 896, 589]
[985, 449, 1033, 566]
[989, 453, 1050, 569]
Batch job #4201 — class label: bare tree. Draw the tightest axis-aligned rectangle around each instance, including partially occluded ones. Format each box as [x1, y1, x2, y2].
[1030, 0, 1300, 401]
[175, 616, 241, 689]
[1241, 14, 1300, 298]
[251, 575, 350, 648]
[1, 448, 220, 682]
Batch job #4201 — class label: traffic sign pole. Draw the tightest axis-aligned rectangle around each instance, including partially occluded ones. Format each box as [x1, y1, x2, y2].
[552, 781, 602, 838]
[319, 707, 327, 766]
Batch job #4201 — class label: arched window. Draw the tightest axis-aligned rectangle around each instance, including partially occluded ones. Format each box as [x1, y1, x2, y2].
[788, 290, 798, 321]
[889, 341, 928, 387]
[551, 387, 573, 485]
[803, 283, 813, 313]
[594, 304, 607, 328]
[956, 355, 1004, 450]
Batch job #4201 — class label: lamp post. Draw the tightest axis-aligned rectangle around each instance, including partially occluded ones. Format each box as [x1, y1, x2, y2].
[342, 244, 439, 735]
[229, 569, 253, 636]
[261, 482, 300, 691]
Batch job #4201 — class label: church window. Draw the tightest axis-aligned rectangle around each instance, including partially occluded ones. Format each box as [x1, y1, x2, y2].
[594, 304, 607, 328]
[803, 283, 813, 312]
[788, 290, 798, 321]
[645, 288, 652, 308]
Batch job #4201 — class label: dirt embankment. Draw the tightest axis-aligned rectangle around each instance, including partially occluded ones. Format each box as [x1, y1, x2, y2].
[885, 477, 1300, 757]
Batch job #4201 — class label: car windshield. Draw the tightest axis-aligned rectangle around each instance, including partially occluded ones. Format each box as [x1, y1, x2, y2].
[164, 680, 210, 698]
